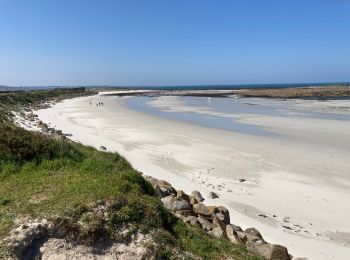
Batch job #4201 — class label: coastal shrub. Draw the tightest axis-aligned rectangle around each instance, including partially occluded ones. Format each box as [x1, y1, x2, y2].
[0, 198, 10, 206]
[0, 123, 82, 164]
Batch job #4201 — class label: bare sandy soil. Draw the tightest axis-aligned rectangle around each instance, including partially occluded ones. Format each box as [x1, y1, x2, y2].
[35, 93, 350, 260]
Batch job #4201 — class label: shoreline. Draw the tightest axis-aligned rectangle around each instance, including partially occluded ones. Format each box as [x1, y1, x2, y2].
[32, 93, 350, 260]
[99, 85, 350, 99]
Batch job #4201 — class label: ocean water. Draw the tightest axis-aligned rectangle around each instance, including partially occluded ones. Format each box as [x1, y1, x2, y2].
[125, 96, 350, 136]
[136, 82, 336, 90]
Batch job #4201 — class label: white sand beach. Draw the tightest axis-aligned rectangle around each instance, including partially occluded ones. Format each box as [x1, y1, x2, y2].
[35, 93, 350, 260]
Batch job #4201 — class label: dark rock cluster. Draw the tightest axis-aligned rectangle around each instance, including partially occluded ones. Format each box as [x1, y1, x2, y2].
[144, 175, 293, 260]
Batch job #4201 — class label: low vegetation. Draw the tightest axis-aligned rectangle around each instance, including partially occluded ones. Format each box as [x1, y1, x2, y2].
[0, 89, 262, 259]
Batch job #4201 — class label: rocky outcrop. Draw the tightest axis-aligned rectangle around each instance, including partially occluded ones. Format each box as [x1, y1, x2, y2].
[147, 175, 294, 260]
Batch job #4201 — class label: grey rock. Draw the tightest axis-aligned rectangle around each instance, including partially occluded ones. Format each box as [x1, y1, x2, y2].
[189, 195, 198, 205]
[174, 209, 194, 217]
[208, 192, 219, 199]
[253, 244, 291, 260]
[161, 195, 176, 210]
[176, 190, 190, 202]
[172, 199, 191, 211]
[184, 216, 198, 226]
[226, 224, 244, 245]
[236, 231, 248, 244]
[212, 216, 226, 230]
[208, 206, 230, 224]
[197, 216, 213, 231]
[245, 227, 263, 239]
[191, 191, 204, 202]
[193, 203, 211, 217]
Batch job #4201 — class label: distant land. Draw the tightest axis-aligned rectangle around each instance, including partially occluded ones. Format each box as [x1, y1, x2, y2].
[1, 82, 350, 92]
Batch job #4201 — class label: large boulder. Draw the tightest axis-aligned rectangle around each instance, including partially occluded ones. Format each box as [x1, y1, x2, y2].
[183, 216, 198, 226]
[191, 191, 204, 202]
[207, 206, 230, 224]
[212, 216, 226, 231]
[226, 224, 244, 245]
[197, 216, 213, 231]
[161, 195, 176, 210]
[176, 190, 190, 203]
[171, 199, 191, 211]
[174, 210, 194, 217]
[193, 203, 211, 218]
[245, 227, 263, 239]
[189, 196, 198, 206]
[154, 180, 176, 198]
[252, 244, 291, 260]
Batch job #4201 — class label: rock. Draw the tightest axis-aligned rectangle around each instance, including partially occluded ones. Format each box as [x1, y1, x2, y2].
[191, 191, 204, 202]
[197, 216, 213, 231]
[183, 216, 198, 226]
[208, 192, 219, 199]
[174, 210, 194, 217]
[245, 227, 262, 239]
[171, 199, 191, 211]
[231, 224, 242, 232]
[236, 231, 248, 244]
[161, 195, 176, 210]
[226, 224, 244, 245]
[189, 195, 198, 205]
[252, 244, 291, 260]
[100, 146, 107, 151]
[245, 233, 265, 244]
[193, 203, 211, 218]
[210, 227, 224, 238]
[154, 182, 176, 198]
[238, 178, 246, 182]
[208, 206, 230, 224]
[176, 190, 190, 202]
[143, 175, 157, 185]
[212, 216, 226, 231]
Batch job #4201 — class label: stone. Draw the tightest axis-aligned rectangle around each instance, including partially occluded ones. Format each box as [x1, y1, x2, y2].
[253, 244, 291, 260]
[236, 231, 248, 244]
[174, 210, 194, 217]
[207, 206, 230, 224]
[189, 196, 198, 205]
[226, 224, 244, 245]
[184, 216, 198, 226]
[245, 233, 264, 243]
[171, 199, 191, 211]
[143, 175, 158, 186]
[210, 227, 224, 238]
[208, 192, 219, 199]
[193, 203, 211, 217]
[191, 191, 204, 202]
[154, 183, 176, 198]
[161, 195, 176, 210]
[100, 146, 107, 151]
[176, 190, 190, 202]
[197, 216, 213, 231]
[245, 227, 262, 239]
[239, 178, 246, 182]
[231, 224, 242, 232]
[212, 216, 226, 231]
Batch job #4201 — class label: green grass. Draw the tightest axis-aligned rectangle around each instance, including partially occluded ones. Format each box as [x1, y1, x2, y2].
[0, 89, 262, 259]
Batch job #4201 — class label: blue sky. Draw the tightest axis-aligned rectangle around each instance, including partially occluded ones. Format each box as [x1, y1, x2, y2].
[0, 0, 349, 86]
